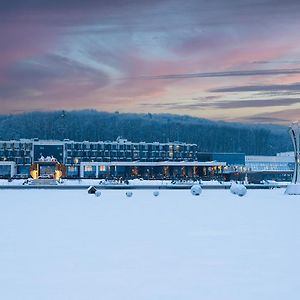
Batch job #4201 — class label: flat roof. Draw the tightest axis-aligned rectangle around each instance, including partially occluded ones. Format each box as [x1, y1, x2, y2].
[79, 161, 227, 167]
[0, 139, 196, 145]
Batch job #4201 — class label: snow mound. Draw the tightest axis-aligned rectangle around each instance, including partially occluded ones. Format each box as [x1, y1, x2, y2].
[95, 190, 101, 197]
[230, 183, 247, 197]
[190, 184, 202, 196]
[126, 191, 133, 197]
[230, 183, 239, 195]
[285, 183, 300, 195]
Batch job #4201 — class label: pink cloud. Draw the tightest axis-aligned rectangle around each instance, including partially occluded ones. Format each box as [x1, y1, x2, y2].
[0, 16, 65, 84]
[2, 0, 300, 123]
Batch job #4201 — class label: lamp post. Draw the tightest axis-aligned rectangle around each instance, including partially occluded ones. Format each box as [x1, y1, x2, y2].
[289, 122, 300, 184]
[285, 122, 300, 194]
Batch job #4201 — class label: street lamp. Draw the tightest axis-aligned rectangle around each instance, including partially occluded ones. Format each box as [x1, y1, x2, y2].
[285, 122, 300, 194]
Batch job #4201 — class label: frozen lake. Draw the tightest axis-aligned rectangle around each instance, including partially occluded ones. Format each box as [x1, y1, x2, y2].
[0, 189, 300, 300]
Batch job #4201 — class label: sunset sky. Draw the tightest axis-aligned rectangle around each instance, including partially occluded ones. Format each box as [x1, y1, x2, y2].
[1, 0, 300, 124]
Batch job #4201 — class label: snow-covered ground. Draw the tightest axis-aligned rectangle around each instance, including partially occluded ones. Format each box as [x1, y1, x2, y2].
[0, 189, 300, 300]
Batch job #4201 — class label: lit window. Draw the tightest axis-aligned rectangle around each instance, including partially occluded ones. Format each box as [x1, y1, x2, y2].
[85, 165, 93, 172]
[99, 165, 106, 171]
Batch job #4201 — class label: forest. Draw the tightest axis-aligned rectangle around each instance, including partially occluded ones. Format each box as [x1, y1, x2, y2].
[0, 110, 292, 155]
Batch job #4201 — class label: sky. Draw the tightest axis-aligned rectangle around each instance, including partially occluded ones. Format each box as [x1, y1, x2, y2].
[1, 0, 300, 124]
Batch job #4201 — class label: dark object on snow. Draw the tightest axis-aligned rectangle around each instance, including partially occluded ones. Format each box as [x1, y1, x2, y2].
[88, 186, 97, 194]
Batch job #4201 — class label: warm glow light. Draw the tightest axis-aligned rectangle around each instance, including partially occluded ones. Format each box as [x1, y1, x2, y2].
[30, 170, 38, 179]
[55, 170, 62, 180]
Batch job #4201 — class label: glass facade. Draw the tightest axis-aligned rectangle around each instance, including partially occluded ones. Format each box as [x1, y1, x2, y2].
[0, 165, 11, 177]
[17, 165, 30, 175]
[67, 166, 79, 178]
[246, 161, 294, 171]
[83, 165, 97, 178]
[33, 145, 64, 163]
[0, 141, 32, 164]
[64, 140, 197, 163]
[245, 155, 294, 172]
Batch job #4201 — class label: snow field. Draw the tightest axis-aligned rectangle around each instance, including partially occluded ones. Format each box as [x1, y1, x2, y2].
[0, 189, 300, 300]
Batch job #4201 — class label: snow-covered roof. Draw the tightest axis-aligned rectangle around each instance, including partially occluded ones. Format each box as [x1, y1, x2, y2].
[79, 161, 227, 167]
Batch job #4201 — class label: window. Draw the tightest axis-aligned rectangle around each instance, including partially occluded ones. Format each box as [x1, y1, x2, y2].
[84, 165, 93, 172]
[99, 165, 106, 172]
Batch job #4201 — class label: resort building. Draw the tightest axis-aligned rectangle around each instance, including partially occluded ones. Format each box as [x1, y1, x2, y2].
[0, 138, 294, 181]
[0, 138, 225, 179]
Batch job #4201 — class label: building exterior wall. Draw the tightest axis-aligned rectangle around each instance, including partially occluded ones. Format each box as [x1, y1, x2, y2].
[79, 161, 227, 180]
[197, 152, 245, 166]
[64, 139, 198, 164]
[0, 139, 200, 178]
[212, 153, 245, 166]
[245, 155, 294, 171]
[33, 143, 64, 163]
[0, 162, 16, 178]
[0, 140, 32, 165]
[245, 153, 294, 183]
[0, 139, 197, 165]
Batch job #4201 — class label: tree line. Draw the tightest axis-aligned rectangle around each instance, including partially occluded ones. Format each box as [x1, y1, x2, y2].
[0, 110, 292, 155]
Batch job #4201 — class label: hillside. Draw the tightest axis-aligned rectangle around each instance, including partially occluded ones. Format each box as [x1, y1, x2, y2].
[0, 110, 292, 155]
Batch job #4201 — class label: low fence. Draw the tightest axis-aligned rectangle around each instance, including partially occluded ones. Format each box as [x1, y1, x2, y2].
[0, 183, 287, 190]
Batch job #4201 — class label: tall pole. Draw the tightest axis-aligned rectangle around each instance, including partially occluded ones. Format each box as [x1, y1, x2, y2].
[289, 122, 300, 184]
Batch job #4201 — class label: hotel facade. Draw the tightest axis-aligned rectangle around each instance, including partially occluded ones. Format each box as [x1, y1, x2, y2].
[0, 138, 293, 182]
[0, 138, 227, 180]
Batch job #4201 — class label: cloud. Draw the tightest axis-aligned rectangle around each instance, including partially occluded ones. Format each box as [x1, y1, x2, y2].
[229, 108, 300, 124]
[0, 1, 139, 13]
[0, 55, 110, 103]
[230, 116, 290, 124]
[1, 0, 300, 122]
[210, 82, 300, 93]
[208, 98, 300, 109]
[132, 69, 300, 80]
[141, 98, 300, 110]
